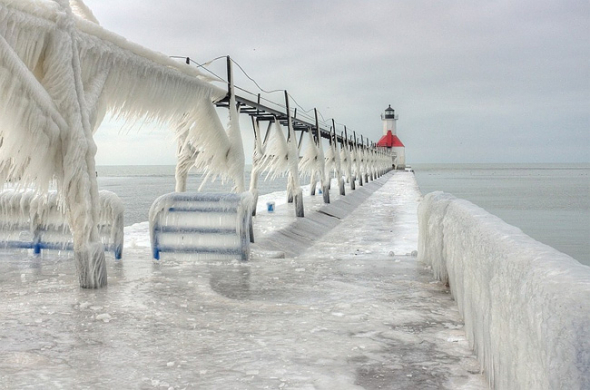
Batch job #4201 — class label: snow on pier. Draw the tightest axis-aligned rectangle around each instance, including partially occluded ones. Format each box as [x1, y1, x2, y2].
[0, 172, 487, 389]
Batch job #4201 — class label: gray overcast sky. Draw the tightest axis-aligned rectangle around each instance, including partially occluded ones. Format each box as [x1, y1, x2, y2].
[89, 0, 589, 165]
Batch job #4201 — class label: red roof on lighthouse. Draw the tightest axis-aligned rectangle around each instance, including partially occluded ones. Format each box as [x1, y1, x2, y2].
[376, 130, 404, 148]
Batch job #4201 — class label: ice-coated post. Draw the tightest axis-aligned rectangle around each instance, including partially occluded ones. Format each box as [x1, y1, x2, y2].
[314, 109, 330, 204]
[361, 135, 369, 184]
[51, 1, 106, 288]
[285, 91, 304, 217]
[354, 132, 363, 187]
[308, 127, 318, 196]
[331, 119, 345, 197]
[345, 127, 355, 191]
[250, 115, 262, 216]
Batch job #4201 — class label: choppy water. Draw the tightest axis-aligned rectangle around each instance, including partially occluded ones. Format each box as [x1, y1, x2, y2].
[413, 163, 590, 267]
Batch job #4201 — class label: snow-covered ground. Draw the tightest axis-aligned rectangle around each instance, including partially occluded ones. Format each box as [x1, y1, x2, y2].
[0, 172, 487, 389]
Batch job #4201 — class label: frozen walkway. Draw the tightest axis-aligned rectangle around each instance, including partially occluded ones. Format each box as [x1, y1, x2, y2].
[0, 172, 487, 389]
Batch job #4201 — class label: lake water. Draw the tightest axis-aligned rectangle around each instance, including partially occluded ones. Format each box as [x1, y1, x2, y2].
[96, 164, 590, 267]
[96, 165, 290, 226]
[412, 163, 590, 267]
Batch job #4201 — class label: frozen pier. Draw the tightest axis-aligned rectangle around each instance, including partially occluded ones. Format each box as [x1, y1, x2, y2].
[0, 171, 487, 389]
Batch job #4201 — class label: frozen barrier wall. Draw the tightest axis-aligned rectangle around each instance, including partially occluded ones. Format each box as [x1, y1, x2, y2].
[418, 191, 590, 390]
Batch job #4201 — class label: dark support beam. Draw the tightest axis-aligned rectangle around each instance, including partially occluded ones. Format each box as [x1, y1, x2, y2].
[263, 121, 272, 145]
[298, 127, 306, 151]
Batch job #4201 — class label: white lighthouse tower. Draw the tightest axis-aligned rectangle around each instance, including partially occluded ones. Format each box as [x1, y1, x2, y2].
[376, 105, 405, 169]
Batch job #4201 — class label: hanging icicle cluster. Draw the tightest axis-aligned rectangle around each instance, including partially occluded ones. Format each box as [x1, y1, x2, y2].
[0, 0, 240, 287]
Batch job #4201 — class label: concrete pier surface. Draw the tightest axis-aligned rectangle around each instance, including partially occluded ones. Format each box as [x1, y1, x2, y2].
[0, 172, 487, 389]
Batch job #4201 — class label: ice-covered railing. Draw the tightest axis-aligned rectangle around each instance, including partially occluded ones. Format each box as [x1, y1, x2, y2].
[0, 0, 234, 287]
[0, 189, 124, 259]
[418, 191, 590, 390]
[149, 192, 253, 261]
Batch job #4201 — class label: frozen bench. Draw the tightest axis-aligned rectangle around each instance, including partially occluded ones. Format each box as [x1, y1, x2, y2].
[149, 192, 253, 261]
[0, 190, 124, 259]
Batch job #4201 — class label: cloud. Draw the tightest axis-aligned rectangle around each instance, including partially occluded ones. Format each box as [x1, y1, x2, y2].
[89, 0, 589, 164]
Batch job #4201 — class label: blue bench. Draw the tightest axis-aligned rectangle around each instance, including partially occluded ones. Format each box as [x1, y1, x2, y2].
[149, 192, 253, 261]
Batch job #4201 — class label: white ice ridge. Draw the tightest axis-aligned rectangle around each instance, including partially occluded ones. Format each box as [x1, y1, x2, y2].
[0, 0, 229, 287]
[418, 191, 590, 390]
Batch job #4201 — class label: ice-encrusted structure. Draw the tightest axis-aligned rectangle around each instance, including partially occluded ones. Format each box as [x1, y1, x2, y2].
[298, 129, 322, 194]
[418, 191, 590, 390]
[175, 60, 245, 194]
[258, 118, 303, 216]
[324, 135, 345, 195]
[149, 192, 253, 261]
[0, 189, 124, 258]
[260, 119, 290, 180]
[339, 138, 354, 190]
[0, 0, 229, 287]
[353, 142, 364, 186]
[248, 119, 267, 216]
[285, 114, 303, 216]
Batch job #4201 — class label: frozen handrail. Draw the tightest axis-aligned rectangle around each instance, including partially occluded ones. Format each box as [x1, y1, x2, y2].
[0, 190, 124, 259]
[149, 192, 253, 261]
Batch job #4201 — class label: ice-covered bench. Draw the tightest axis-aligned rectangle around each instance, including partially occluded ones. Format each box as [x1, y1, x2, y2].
[149, 192, 253, 261]
[0, 190, 124, 259]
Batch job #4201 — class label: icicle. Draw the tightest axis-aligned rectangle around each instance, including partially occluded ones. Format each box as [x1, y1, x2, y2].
[298, 129, 320, 195]
[249, 119, 266, 215]
[1, 0, 232, 287]
[316, 131, 330, 203]
[285, 109, 302, 216]
[260, 118, 290, 181]
[333, 138, 345, 195]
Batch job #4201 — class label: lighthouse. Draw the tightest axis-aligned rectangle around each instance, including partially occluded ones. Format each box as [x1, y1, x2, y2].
[376, 105, 405, 169]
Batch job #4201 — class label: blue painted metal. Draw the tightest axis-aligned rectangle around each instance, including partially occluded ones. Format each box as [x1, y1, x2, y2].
[149, 192, 253, 261]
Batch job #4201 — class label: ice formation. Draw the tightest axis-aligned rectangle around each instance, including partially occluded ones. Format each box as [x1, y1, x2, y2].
[0, 189, 123, 258]
[418, 191, 590, 390]
[316, 134, 331, 204]
[285, 113, 303, 216]
[332, 136, 345, 195]
[298, 128, 328, 199]
[0, 0, 231, 287]
[248, 119, 267, 215]
[352, 141, 364, 186]
[149, 192, 253, 261]
[260, 119, 290, 180]
[324, 135, 342, 193]
[339, 136, 354, 190]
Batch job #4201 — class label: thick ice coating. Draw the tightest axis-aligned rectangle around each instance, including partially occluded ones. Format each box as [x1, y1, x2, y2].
[0, 0, 229, 287]
[418, 191, 590, 390]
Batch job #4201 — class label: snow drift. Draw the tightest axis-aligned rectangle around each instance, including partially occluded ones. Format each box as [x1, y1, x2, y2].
[418, 191, 590, 390]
